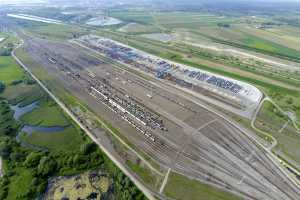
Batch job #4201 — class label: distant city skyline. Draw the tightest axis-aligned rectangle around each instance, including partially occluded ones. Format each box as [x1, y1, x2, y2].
[2, 0, 300, 4]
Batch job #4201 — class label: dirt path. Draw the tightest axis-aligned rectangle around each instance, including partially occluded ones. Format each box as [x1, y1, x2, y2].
[185, 42, 300, 71]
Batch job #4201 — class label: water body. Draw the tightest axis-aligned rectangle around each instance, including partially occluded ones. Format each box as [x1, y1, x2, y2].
[86, 16, 122, 26]
[10, 101, 39, 120]
[16, 125, 67, 151]
[21, 125, 66, 135]
[10, 101, 67, 150]
[16, 125, 66, 142]
[7, 14, 63, 24]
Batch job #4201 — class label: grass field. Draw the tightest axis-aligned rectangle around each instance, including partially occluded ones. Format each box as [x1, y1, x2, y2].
[1, 83, 45, 106]
[110, 10, 155, 24]
[20, 126, 82, 151]
[255, 101, 300, 165]
[127, 160, 161, 189]
[118, 23, 161, 34]
[236, 31, 300, 60]
[25, 23, 88, 41]
[20, 100, 70, 127]
[0, 56, 23, 84]
[164, 172, 241, 200]
[236, 25, 300, 51]
[6, 167, 33, 200]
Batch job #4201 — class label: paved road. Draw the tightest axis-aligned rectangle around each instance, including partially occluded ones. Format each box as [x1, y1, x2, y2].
[159, 168, 171, 193]
[12, 40, 157, 200]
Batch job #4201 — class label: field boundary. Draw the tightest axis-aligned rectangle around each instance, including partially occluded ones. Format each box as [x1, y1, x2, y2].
[252, 96, 300, 179]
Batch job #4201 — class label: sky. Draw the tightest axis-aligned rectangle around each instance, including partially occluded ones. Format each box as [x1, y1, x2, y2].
[0, 0, 46, 4]
[1, 0, 300, 5]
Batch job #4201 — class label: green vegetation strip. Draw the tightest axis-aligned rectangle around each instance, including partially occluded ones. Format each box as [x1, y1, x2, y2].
[95, 30, 298, 95]
[197, 31, 300, 63]
[127, 160, 160, 189]
[164, 172, 241, 200]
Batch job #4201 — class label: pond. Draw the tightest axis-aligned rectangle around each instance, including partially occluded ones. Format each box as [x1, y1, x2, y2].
[15, 125, 67, 151]
[86, 16, 122, 26]
[10, 101, 67, 150]
[10, 101, 39, 120]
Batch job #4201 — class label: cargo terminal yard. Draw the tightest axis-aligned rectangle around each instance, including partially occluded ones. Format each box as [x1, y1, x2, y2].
[19, 35, 300, 200]
[75, 35, 263, 119]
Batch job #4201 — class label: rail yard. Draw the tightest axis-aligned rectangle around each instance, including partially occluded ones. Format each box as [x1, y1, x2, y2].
[19, 35, 300, 200]
[75, 35, 263, 119]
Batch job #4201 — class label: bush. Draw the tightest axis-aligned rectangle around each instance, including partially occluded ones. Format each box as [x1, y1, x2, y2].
[0, 48, 12, 56]
[37, 156, 57, 176]
[0, 189, 8, 200]
[80, 142, 96, 155]
[22, 74, 35, 85]
[10, 80, 22, 86]
[0, 142, 12, 159]
[36, 181, 47, 195]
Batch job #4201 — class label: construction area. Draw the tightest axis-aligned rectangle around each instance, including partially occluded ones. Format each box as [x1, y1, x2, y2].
[20, 35, 300, 200]
[44, 170, 112, 200]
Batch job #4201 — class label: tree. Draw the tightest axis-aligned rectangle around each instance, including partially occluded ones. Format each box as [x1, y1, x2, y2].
[0, 142, 12, 159]
[80, 142, 96, 155]
[37, 156, 57, 176]
[24, 152, 44, 168]
[73, 154, 86, 166]
[10, 152, 25, 162]
[0, 48, 12, 56]
[0, 81, 5, 94]
[22, 74, 35, 85]
[36, 180, 47, 195]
